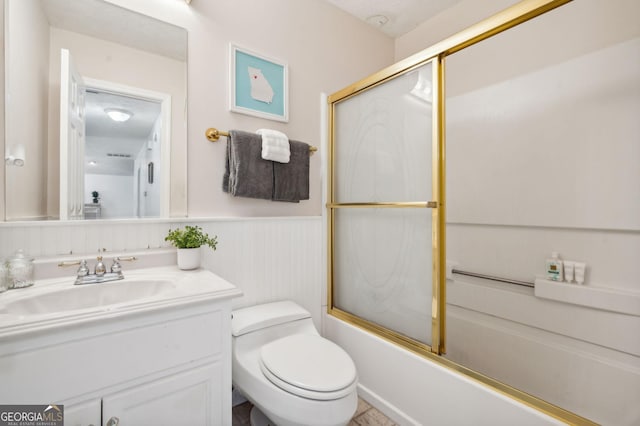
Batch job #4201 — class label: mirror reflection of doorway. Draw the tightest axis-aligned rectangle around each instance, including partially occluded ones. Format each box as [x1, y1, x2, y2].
[59, 48, 170, 220]
[83, 87, 162, 219]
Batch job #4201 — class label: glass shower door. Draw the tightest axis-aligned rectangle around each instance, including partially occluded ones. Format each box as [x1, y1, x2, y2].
[329, 59, 443, 352]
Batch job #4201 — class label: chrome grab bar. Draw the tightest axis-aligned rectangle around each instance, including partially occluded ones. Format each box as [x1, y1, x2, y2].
[451, 269, 534, 288]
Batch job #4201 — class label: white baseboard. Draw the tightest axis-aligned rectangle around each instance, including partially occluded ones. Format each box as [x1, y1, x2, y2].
[356, 383, 420, 426]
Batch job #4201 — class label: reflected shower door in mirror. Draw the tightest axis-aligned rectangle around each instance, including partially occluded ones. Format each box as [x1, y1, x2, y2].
[3, 0, 187, 221]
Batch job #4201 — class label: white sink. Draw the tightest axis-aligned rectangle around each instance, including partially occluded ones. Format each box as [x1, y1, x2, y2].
[0, 266, 243, 337]
[0, 279, 175, 315]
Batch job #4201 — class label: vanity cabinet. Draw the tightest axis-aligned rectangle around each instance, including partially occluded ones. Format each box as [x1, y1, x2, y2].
[65, 363, 220, 426]
[0, 283, 240, 426]
[64, 399, 101, 426]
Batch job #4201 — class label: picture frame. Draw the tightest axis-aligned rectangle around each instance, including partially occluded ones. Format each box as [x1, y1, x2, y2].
[229, 44, 289, 122]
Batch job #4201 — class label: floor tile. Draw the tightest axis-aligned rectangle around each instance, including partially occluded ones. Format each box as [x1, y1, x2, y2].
[232, 397, 396, 426]
[354, 397, 372, 417]
[352, 407, 398, 426]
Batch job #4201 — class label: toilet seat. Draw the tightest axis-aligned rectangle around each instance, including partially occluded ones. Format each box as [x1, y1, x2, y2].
[259, 334, 357, 401]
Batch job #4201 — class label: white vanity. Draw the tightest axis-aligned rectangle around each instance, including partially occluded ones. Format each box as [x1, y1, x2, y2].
[0, 266, 242, 426]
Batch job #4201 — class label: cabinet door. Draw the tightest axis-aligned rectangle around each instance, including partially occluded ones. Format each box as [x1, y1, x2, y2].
[102, 363, 222, 426]
[64, 398, 101, 426]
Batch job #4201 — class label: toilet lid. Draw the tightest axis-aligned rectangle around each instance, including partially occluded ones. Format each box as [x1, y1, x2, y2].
[259, 334, 357, 400]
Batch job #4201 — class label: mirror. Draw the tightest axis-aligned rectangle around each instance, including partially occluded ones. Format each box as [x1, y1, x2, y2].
[3, 0, 187, 221]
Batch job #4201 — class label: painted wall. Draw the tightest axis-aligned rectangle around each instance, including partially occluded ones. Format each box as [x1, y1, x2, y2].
[394, 0, 519, 62]
[104, 0, 395, 218]
[84, 174, 134, 219]
[4, 0, 49, 220]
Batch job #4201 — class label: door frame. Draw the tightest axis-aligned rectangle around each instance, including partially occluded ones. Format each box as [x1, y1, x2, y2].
[83, 78, 172, 218]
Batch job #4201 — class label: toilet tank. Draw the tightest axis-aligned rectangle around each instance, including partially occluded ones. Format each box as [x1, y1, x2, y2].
[231, 301, 311, 337]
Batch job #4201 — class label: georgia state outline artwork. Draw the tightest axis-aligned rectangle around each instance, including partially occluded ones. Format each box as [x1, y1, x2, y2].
[247, 66, 274, 104]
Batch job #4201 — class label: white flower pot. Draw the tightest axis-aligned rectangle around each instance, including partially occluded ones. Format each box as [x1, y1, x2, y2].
[177, 247, 201, 270]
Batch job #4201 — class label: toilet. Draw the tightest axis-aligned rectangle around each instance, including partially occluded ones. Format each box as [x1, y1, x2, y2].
[231, 300, 358, 426]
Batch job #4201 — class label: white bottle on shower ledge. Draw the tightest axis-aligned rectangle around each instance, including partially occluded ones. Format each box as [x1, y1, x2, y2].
[545, 251, 564, 282]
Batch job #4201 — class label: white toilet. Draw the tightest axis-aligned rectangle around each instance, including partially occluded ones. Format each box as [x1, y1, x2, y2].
[231, 300, 358, 426]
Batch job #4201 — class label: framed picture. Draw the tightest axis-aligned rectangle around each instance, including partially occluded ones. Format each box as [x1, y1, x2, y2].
[230, 44, 288, 122]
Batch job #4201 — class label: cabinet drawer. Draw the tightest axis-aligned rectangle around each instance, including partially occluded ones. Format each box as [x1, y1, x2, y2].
[0, 306, 227, 403]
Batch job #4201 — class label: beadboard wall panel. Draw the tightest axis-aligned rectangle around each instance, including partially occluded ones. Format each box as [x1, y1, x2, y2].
[200, 218, 323, 328]
[0, 220, 177, 258]
[0, 217, 323, 326]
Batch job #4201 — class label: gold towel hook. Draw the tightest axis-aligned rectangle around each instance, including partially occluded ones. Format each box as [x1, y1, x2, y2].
[205, 127, 229, 142]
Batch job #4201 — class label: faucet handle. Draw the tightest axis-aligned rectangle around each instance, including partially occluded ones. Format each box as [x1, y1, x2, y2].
[77, 260, 89, 277]
[110, 258, 122, 274]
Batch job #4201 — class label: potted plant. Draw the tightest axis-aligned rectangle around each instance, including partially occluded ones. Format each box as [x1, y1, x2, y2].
[165, 225, 218, 270]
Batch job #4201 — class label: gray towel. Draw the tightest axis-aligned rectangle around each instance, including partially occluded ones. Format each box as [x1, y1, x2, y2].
[273, 140, 310, 202]
[222, 130, 273, 200]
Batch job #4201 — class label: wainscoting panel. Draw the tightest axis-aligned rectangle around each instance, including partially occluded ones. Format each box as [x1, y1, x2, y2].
[200, 217, 323, 328]
[0, 217, 323, 326]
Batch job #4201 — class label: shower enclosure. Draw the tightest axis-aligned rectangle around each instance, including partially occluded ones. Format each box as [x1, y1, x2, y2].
[327, 59, 446, 354]
[324, 1, 610, 424]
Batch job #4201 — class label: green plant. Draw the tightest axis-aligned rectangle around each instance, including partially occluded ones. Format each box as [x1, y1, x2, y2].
[165, 226, 218, 250]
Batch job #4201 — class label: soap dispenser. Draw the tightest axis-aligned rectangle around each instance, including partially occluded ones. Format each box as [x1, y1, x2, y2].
[545, 251, 564, 282]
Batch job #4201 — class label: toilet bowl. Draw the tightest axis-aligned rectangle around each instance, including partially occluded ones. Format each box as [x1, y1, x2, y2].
[232, 301, 358, 426]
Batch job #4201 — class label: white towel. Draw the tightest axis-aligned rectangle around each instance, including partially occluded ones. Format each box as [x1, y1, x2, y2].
[256, 129, 290, 163]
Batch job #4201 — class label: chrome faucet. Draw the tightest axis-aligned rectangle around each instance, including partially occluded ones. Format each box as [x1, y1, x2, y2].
[58, 254, 137, 285]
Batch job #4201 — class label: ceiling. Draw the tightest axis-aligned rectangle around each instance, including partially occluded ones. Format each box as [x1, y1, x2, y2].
[84, 90, 161, 176]
[41, 0, 187, 61]
[40, 0, 172, 177]
[324, 0, 465, 38]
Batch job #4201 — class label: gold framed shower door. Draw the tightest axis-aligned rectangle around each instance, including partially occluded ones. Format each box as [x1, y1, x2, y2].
[325, 0, 597, 424]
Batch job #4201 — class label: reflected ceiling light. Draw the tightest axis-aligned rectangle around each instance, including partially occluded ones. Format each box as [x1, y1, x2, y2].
[89, 161, 97, 166]
[105, 108, 133, 122]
